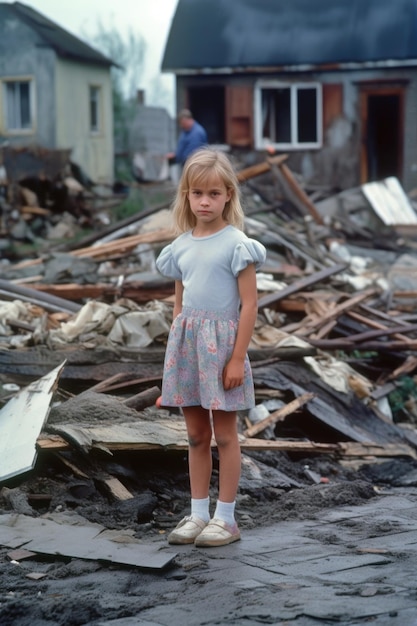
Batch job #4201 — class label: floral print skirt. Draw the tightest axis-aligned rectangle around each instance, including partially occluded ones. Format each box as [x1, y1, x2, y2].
[160, 307, 255, 411]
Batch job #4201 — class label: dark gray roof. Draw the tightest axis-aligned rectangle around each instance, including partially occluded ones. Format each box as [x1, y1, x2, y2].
[2, 2, 114, 66]
[162, 0, 417, 71]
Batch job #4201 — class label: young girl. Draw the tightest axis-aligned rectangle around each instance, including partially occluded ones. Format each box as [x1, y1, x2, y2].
[156, 148, 266, 547]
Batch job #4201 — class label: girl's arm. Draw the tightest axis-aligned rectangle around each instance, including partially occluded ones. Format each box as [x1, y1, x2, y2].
[223, 263, 258, 390]
[173, 280, 184, 319]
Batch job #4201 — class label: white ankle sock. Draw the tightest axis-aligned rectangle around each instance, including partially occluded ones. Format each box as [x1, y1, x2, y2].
[191, 497, 210, 522]
[214, 499, 236, 526]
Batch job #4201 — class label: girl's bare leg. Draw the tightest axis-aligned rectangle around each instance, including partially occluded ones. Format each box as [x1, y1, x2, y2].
[182, 406, 213, 499]
[211, 410, 241, 503]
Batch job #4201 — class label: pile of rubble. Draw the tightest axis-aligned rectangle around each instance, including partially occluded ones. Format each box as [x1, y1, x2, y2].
[1, 150, 417, 544]
[0, 145, 129, 260]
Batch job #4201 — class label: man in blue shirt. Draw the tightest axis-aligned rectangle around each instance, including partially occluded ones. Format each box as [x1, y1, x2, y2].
[168, 109, 208, 166]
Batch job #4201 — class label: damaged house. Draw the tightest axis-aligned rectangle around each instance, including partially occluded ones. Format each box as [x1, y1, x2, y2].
[0, 1, 115, 183]
[162, 0, 417, 191]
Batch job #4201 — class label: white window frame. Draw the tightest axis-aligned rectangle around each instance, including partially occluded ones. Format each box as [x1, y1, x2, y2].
[89, 85, 101, 133]
[254, 81, 322, 150]
[2, 77, 35, 134]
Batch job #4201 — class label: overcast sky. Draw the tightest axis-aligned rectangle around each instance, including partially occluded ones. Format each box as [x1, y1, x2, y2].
[13, 0, 179, 113]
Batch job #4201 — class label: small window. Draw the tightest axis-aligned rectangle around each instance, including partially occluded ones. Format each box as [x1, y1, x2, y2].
[89, 86, 101, 132]
[255, 82, 322, 150]
[4, 80, 33, 131]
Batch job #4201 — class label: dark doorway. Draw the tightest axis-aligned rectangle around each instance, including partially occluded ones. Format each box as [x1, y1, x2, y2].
[188, 87, 225, 144]
[360, 88, 404, 183]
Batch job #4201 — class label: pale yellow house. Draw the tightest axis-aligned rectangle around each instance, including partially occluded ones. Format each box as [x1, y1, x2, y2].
[0, 2, 115, 184]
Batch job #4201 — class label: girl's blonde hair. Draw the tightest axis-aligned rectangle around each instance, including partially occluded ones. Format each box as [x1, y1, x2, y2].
[172, 148, 245, 233]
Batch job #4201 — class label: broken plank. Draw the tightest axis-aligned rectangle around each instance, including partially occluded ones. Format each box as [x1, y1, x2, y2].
[72, 228, 175, 260]
[278, 161, 324, 225]
[60, 201, 171, 251]
[87, 373, 130, 393]
[52, 452, 89, 478]
[307, 338, 417, 351]
[95, 476, 134, 501]
[296, 289, 378, 337]
[389, 356, 417, 379]
[244, 392, 315, 438]
[36, 433, 339, 455]
[0, 279, 81, 314]
[37, 435, 70, 450]
[29, 282, 175, 304]
[348, 309, 412, 342]
[345, 323, 417, 344]
[98, 376, 162, 393]
[312, 319, 338, 340]
[236, 154, 288, 182]
[257, 264, 348, 310]
[123, 386, 160, 410]
[337, 441, 417, 460]
[239, 439, 338, 453]
[359, 303, 416, 326]
[20, 205, 50, 216]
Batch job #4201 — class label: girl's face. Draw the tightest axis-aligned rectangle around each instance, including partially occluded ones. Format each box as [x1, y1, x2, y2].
[187, 173, 231, 230]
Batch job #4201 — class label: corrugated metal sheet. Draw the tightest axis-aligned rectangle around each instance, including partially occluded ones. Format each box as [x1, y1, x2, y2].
[362, 177, 417, 225]
[162, 0, 417, 72]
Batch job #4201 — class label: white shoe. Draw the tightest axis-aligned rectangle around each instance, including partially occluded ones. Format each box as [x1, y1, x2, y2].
[194, 518, 241, 547]
[167, 516, 209, 545]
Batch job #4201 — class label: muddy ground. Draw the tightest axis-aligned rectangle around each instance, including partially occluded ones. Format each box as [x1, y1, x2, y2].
[1, 439, 417, 626]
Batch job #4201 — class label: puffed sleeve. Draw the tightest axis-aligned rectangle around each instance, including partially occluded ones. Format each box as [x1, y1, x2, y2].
[231, 238, 267, 277]
[156, 244, 182, 280]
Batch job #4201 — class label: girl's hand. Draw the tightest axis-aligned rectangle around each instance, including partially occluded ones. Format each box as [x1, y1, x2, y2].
[223, 357, 245, 390]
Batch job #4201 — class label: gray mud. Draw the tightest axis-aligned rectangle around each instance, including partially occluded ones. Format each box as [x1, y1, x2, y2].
[1, 450, 417, 626]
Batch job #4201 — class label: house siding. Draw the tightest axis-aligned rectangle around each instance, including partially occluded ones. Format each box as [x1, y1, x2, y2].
[319, 67, 417, 192]
[55, 58, 114, 183]
[0, 9, 56, 147]
[176, 67, 417, 192]
[165, 0, 417, 192]
[0, 5, 114, 184]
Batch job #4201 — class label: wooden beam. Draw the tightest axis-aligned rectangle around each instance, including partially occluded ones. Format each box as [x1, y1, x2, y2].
[72, 228, 175, 261]
[337, 441, 417, 460]
[24, 282, 175, 304]
[36, 434, 417, 459]
[278, 162, 324, 225]
[243, 392, 315, 438]
[95, 476, 134, 501]
[36, 433, 336, 454]
[236, 154, 288, 182]
[257, 264, 348, 310]
[296, 289, 377, 337]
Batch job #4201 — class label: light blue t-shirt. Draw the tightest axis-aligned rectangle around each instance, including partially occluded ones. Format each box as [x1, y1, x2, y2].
[156, 225, 266, 313]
